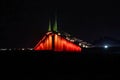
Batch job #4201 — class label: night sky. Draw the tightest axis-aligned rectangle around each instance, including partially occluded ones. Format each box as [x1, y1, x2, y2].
[0, 0, 120, 48]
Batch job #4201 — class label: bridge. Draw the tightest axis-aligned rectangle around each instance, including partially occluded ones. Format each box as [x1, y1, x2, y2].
[34, 17, 93, 52]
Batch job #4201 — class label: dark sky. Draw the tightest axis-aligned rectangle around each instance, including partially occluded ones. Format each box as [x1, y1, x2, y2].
[0, 0, 120, 48]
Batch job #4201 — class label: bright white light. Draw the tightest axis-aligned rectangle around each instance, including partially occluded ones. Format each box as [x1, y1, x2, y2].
[104, 45, 108, 48]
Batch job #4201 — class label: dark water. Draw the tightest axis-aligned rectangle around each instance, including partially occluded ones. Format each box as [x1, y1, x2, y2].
[0, 48, 120, 80]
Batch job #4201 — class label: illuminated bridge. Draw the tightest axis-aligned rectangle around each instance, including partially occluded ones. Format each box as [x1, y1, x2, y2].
[34, 17, 93, 52]
[0, 17, 94, 52]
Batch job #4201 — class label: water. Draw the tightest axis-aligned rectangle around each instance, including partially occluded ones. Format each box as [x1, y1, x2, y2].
[0, 49, 120, 80]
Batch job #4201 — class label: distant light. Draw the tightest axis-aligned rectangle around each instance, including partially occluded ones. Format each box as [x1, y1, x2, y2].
[22, 48, 25, 50]
[79, 43, 81, 46]
[0, 48, 7, 51]
[66, 37, 70, 40]
[70, 39, 74, 42]
[85, 46, 88, 48]
[104, 45, 108, 48]
[83, 45, 86, 48]
[9, 49, 12, 51]
[58, 33, 61, 35]
[27, 48, 33, 50]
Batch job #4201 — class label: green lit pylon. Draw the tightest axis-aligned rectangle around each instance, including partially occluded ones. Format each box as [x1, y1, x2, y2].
[53, 16, 58, 32]
[48, 19, 51, 31]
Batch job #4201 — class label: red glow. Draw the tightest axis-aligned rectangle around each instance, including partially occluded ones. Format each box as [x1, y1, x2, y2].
[34, 33, 52, 50]
[34, 32, 82, 52]
[54, 34, 81, 52]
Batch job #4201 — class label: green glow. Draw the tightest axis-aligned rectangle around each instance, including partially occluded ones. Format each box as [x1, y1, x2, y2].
[53, 16, 57, 32]
[48, 19, 51, 31]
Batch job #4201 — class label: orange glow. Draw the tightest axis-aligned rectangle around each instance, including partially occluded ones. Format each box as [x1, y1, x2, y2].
[34, 33, 82, 52]
[34, 33, 52, 50]
[54, 34, 81, 52]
